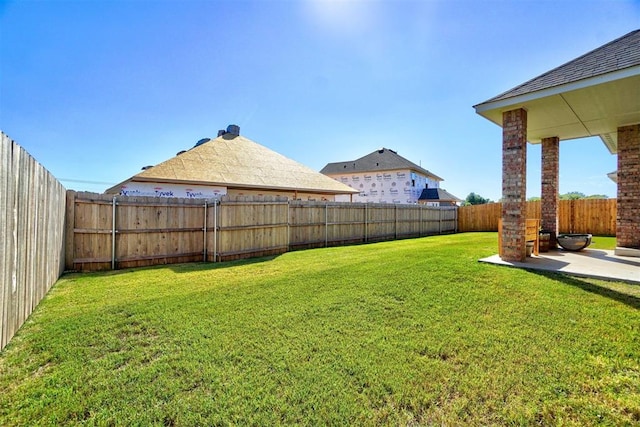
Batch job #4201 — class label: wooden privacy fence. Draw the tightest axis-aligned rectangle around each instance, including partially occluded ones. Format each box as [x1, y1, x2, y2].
[289, 201, 457, 249]
[1, 133, 67, 351]
[66, 191, 458, 272]
[458, 199, 617, 235]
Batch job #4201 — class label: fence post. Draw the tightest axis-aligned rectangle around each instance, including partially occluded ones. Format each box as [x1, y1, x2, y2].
[287, 201, 291, 251]
[64, 190, 76, 270]
[570, 199, 575, 233]
[454, 206, 458, 233]
[213, 199, 218, 262]
[111, 195, 117, 270]
[395, 204, 398, 239]
[364, 203, 368, 242]
[203, 201, 207, 262]
[439, 207, 442, 235]
[325, 202, 329, 247]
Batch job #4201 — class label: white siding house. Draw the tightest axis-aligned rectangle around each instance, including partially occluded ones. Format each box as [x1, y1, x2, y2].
[321, 148, 460, 205]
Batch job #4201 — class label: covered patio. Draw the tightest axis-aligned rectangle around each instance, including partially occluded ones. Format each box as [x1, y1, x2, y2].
[480, 249, 640, 284]
[474, 29, 640, 267]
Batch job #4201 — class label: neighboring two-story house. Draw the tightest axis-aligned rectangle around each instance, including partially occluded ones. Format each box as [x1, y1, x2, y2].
[320, 148, 460, 205]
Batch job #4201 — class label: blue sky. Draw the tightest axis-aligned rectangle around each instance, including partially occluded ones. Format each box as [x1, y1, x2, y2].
[1, 0, 638, 201]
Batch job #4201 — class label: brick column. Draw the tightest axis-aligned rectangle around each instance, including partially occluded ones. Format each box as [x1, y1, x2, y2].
[617, 124, 640, 249]
[541, 136, 559, 248]
[501, 109, 527, 261]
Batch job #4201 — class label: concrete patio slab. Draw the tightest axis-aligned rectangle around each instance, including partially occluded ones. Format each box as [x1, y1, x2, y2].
[480, 249, 640, 284]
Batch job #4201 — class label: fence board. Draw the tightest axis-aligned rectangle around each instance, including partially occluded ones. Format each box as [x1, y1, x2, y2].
[288, 202, 327, 249]
[68, 192, 209, 270]
[68, 196, 458, 270]
[216, 199, 289, 261]
[0, 134, 12, 350]
[1, 133, 66, 351]
[367, 205, 396, 241]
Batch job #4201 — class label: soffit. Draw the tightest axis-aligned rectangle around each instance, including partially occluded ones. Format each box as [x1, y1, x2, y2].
[474, 71, 640, 153]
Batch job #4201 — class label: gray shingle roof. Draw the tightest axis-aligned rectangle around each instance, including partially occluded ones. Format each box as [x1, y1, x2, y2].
[477, 29, 640, 105]
[419, 188, 462, 203]
[320, 148, 443, 181]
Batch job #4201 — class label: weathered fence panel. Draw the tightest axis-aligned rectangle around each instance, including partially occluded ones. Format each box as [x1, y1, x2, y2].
[559, 199, 617, 235]
[366, 204, 397, 241]
[67, 195, 458, 272]
[214, 198, 289, 261]
[288, 202, 327, 249]
[458, 199, 617, 235]
[70, 193, 112, 271]
[68, 192, 208, 271]
[1, 133, 66, 351]
[328, 203, 366, 245]
[458, 202, 502, 231]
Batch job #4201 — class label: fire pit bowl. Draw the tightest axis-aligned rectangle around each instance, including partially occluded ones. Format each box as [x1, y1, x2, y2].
[557, 234, 592, 251]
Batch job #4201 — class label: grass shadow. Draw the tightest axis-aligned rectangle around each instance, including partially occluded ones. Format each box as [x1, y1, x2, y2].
[61, 255, 283, 279]
[167, 255, 282, 273]
[532, 270, 640, 310]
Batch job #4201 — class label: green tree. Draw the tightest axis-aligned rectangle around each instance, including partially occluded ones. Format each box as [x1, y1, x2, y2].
[464, 192, 492, 205]
[559, 192, 608, 200]
[560, 191, 586, 200]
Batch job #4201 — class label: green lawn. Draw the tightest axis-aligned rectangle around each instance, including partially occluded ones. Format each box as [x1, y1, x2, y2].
[1, 233, 639, 425]
[587, 235, 616, 250]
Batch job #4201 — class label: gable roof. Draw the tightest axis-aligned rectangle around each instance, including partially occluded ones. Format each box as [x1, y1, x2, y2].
[419, 188, 462, 203]
[473, 29, 640, 151]
[476, 29, 640, 105]
[320, 148, 443, 181]
[107, 133, 358, 195]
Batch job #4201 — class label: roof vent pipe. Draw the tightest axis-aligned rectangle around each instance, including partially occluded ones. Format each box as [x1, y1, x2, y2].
[217, 130, 226, 137]
[194, 138, 211, 147]
[226, 124, 240, 136]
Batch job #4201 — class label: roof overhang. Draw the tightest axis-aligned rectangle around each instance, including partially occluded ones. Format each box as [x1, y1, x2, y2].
[110, 177, 360, 195]
[474, 65, 640, 154]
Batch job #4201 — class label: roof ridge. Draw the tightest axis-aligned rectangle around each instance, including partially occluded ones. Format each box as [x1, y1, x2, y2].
[320, 147, 444, 181]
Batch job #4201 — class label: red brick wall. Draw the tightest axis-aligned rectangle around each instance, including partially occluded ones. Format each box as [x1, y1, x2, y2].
[501, 109, 528, 261]
[541, 136, 559, 247]
[617, 124, 640, 248]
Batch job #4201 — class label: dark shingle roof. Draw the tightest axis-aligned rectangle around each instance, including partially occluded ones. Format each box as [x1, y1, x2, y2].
[419, 188, 462, 203]
[320, 148, 443, 181]
[477, 29, 640, 105]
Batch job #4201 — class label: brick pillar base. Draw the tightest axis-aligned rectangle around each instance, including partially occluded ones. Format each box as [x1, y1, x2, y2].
[501, 109, 528, 261]
[541, 137, 559, 248]
[617, 124, 640, 249]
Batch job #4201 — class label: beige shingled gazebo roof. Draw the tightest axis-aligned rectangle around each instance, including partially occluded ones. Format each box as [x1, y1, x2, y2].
[107, 132, 358, 195]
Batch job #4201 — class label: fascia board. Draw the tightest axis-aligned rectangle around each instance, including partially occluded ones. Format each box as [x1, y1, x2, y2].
[474, 65, 640, 117]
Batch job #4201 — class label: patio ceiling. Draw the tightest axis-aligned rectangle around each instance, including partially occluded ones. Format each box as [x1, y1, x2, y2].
[474, 29, 640, 154]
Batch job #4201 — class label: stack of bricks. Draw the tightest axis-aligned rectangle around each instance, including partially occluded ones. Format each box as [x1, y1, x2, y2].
[617, 124, 640, 249]
[501, 109, 528, 261]
[541, 136, 559, 247]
